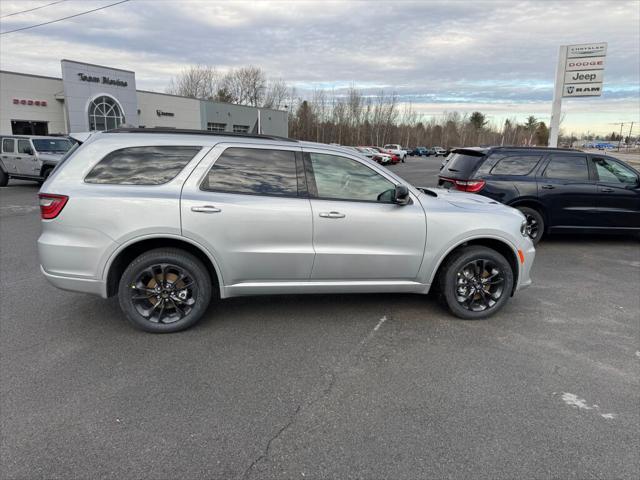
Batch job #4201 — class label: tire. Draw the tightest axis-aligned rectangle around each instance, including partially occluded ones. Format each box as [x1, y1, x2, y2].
[0, 169, 8, 187]
[438, 246, 514, 320]
[517, 206, 544, 245]
[118, 248, 212, 333]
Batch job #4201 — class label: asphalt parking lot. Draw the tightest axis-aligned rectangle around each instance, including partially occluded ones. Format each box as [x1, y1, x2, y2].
[1, 155, 639, 479]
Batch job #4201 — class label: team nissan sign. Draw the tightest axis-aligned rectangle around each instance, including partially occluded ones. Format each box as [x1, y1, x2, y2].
[562, 42, 607, 97]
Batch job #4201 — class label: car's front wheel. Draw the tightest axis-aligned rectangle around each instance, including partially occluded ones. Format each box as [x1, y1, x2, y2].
[439, 246, 514, 320]
[118, 248, 212, 333]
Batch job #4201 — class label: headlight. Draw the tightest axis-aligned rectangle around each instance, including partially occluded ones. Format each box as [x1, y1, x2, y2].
[520, 220, 528, 237]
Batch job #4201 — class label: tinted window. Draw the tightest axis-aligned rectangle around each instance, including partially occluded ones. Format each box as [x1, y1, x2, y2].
[32, 139, 72, 153]
[441, 151, 485, 178]
[2, 138, 15, 153]
[202, 148, 298, 196]
[543, 155, 589, 180]
[17, 140, 32, 154]
[310, 153, 395, 202]
[592, 157, 638, 185]
[85, 146, 200, 185]
[490, 155, 541, 176]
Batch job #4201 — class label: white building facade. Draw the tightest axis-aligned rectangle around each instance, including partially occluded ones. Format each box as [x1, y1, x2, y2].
[0, 60, 288, 137]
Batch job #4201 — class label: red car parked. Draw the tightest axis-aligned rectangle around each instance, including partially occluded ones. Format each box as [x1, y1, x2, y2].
[368, 146, 400, 163]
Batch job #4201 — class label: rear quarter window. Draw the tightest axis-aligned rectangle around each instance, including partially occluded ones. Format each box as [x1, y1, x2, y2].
[488, 155, 542, 176]
[85, 146, 201, 185]
[441, 151, 486, 178]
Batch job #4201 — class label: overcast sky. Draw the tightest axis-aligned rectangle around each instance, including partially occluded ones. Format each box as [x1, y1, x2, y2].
[1, 0, 638, 135]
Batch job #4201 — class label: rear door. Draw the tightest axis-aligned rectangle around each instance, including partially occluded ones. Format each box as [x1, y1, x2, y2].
[537, 153, 598, 228]
[303, 149, 426, 280]
[181, 143, 315, 286]
[589, 155, 640, 228]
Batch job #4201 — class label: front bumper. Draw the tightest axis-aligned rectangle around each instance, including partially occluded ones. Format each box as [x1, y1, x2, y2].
[516, 243, 536, 292]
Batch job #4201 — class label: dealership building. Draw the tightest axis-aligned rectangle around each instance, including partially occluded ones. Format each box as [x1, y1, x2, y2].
[0, 59, 288, 137]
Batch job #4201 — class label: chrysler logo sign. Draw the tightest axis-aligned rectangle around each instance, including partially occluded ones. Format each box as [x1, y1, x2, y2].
[77, 73, 128, 87]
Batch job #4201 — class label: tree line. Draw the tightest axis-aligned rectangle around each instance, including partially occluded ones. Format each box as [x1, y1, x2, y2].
[167, 65, 556, 147]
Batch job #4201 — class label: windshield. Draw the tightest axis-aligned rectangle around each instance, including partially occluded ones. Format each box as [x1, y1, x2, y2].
[32, 138, 73, 153]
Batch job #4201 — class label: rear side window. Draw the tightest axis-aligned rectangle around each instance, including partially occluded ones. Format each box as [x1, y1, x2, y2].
[201, 147, 298, 197]
[2, 138, 15, 153]
[490, 155, 542, 176]
[85, 146, 200, 185]
[543, 154, 589, 181]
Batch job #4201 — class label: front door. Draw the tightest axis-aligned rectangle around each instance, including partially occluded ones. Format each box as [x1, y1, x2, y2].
[181, 144, 314, 287]
[304, 150, 426, 280]
[537, 153, 598, 228]
[16, 139, 36, 175]
[590, 155, 640, 228]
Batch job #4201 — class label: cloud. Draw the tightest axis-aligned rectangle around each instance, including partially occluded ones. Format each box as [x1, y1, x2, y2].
[0, 0, 638, 134]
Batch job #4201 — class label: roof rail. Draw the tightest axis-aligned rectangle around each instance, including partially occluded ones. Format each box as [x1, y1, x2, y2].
[489, 145, 580, 152]
[105, 127, 297, 143]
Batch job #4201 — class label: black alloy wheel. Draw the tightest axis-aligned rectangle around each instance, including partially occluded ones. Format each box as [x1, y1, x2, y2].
[439, 245, 514, 319]
[517, 206, 544, 244]
[118, 248, 212, 332]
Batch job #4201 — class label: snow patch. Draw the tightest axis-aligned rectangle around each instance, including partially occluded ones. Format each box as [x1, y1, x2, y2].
[561, 392, 592, 410]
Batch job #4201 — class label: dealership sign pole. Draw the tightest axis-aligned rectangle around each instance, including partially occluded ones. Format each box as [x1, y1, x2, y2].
[549, 42, 607, 147]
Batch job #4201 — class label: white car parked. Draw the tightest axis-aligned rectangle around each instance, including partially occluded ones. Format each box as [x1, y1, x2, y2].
[383, 144, 407, 162]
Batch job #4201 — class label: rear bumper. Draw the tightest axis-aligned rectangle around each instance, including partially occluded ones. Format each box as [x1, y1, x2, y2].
[40, 265, 108, 297]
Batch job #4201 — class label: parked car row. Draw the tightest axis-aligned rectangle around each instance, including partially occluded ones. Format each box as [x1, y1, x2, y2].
[408, 146, 448, 157]
[438, 146, 640, 244]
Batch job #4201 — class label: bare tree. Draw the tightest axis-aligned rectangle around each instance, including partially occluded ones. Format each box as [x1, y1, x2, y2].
[166, 65, 219, 99]
[263, 78, 289, 110]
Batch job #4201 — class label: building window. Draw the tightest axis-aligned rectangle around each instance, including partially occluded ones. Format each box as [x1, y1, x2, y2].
[233, 124, 250, 133]
[207, 122, 226, 133]
[88, 95, 124, 131]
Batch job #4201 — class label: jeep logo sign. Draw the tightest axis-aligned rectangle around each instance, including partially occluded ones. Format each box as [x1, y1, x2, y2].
[564, 69, 604, 84]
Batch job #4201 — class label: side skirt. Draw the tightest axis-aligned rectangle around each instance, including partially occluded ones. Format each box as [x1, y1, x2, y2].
[222, 280, 430, 298]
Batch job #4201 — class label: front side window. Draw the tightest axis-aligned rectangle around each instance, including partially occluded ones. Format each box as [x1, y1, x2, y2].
[85, 146, 200, 185]
[88, 95, 124, 131]
[543, 155, 589, 181]
[2, 138, 15, 153]
[309, 153, 395, 202]
[17, 140, 32, 154]
[490, 155, 542, 176]
[202, 148, 298, 197]
[591, 157, 638, 185]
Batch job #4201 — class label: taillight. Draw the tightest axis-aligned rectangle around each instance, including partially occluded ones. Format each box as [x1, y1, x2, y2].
[440, 177, 486, 193]
[38, 194, 68, 219]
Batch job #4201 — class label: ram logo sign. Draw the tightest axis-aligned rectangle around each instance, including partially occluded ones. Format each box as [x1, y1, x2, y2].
[563, 83, 602, 97]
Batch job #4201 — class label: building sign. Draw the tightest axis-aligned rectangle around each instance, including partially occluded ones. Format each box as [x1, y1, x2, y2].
[13, 98, 47, 106]
[565, 56, 606, 71]
[567, 42, 607, 58]
[77, 73, 128, 87]
[156, 109, 175, 117]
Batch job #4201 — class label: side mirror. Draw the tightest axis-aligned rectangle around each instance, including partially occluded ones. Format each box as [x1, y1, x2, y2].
[394, 184, 410, 205]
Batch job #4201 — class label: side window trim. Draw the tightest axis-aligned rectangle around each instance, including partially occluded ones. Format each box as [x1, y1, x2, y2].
[302, 150, 399, 204]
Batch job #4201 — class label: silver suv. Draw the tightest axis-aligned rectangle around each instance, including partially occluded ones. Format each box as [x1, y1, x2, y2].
[38, 128, 535, 332]
[0, 135, 74, 186]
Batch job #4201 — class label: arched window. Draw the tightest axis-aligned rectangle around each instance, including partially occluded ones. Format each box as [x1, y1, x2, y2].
[88, 95, 124, 131]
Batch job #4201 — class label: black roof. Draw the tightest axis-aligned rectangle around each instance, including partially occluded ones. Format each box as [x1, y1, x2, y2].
[105, 127, 297, 143]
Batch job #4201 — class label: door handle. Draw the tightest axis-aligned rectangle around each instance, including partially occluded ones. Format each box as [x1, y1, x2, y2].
[600, 187, 614, 193]
[319, 211, 346, 219]
[15, 156, 22, 160]
[191, 205, 221, 213]
[541, 184, 555, 189]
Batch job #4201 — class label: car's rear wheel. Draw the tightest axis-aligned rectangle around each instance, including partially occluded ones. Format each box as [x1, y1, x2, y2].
[439, 246, 514, 320]
[0, 169, 8, 187]
[517, 206, 544, 244]
[118, 248, 212, 333]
